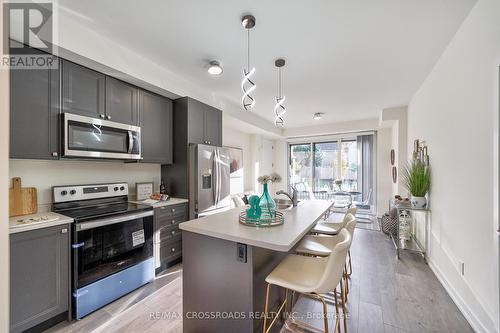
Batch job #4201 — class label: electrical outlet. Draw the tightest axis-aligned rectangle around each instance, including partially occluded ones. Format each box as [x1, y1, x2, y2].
[458, 261, 465, 276]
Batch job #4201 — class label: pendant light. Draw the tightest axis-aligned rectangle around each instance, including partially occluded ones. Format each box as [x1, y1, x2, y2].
[274, 58, 286, 127]
[241, 15, 256, 111]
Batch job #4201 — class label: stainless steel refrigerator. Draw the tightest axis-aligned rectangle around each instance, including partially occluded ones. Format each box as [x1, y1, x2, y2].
[189, 144, 231, 218]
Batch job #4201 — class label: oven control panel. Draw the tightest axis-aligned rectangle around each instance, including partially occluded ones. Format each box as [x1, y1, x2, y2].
[53, 183, 129, 203]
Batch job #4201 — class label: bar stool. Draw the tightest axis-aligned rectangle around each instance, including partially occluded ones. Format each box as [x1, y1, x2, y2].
[262, 229, 351, 333]
[311, 206, 357, 235]
[297, 216, 357, 297]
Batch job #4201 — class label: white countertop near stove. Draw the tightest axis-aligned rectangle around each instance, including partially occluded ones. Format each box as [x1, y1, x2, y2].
[129, 197, 188, 208]
[179, 200, 332, 252]
[9, 212, 74, 234]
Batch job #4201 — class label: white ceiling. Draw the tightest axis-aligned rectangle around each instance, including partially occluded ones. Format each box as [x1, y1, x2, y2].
[58, 0, 475, 129]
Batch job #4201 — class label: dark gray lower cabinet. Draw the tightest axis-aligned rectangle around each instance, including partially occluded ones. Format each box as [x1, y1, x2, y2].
[140, 90, 173, 164]
[10, 225, 70, 333]
[154, 203, 187, 273]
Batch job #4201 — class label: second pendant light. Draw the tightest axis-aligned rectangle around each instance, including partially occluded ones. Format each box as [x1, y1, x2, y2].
[274, 58, 286, 127]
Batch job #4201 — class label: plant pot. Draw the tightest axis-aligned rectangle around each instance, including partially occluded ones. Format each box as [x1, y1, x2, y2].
[410, 196, 427, 209]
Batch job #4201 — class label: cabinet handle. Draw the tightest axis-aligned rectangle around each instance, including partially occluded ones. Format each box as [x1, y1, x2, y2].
[172, 208, 176, 212]
[107, 115, 111, 120]
[99, 114, 105, 119]
[171, 247, 176, 252]
[171, 230, 176, 235]
[171, 220, 176, 224]
[52, 152, 58, 157]
[61, 228, 68, 234]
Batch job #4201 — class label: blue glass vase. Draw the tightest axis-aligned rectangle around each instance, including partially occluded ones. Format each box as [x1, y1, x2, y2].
[259, 183, 276, 220]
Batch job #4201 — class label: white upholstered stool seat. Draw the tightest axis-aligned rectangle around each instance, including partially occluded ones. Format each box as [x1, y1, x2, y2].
[310, 222, 341, 235]
[311, 206, 357, 235]
[300, 214, 356, 255]
[295, 234, 342, 256]
[265, 254, 329, 293]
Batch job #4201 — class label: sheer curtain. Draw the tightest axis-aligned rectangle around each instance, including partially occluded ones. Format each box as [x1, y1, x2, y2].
[358, 134, 374, 207]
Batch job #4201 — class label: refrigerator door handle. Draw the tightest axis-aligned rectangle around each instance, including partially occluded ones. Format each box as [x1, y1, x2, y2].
[217, 149, 222, 205]
[212, 149, 217, 205]
[216, 149, 222, 204]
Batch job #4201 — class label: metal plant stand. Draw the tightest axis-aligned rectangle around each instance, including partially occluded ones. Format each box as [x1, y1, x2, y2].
[388, 200, 430, 263]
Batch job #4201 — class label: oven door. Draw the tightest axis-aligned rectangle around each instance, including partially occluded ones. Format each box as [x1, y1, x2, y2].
[73, 210, 153, 289]
[63, 113, 141, 160]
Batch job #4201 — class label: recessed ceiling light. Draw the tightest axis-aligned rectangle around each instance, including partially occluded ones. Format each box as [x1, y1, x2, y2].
[313, 112, 323, 120]
[208, 61, 223, 75]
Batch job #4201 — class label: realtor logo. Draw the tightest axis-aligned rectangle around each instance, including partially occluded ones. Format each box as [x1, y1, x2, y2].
[2, 2, 56, 69]
[4, 2, 53, 54]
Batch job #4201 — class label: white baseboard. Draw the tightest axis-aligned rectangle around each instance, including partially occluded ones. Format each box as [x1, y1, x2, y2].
[428, 259, 497, 333]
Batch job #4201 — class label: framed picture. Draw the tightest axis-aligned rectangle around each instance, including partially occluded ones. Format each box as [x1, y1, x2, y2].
[136, 182, 153, 201]
[225, 146, 244, 194]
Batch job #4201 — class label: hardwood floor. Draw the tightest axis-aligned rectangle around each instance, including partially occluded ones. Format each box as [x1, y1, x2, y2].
[45, 228, 473, 333]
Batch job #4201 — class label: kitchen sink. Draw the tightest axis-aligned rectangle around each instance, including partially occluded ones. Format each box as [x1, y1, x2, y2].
[274, 198, 300, 210]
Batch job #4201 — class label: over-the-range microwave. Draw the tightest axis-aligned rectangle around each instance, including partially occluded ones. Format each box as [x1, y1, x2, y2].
[62, 113, 141, 160]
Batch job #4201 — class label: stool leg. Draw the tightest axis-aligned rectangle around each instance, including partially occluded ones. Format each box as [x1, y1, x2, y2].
[333, 287, 341, 333]
[317, 294, 329, 333]
[340, 279, 346, 305]
[263, 283, 271, 333]
[344, 264, 349, 297]
[347, 250, 353, 277]
[341, 282, 348, 333]
[282, 288, 289, 322]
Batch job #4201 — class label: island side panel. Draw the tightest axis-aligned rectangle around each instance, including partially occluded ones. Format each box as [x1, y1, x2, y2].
[251, 246, 288, 332]
[182, 231, 254, 333]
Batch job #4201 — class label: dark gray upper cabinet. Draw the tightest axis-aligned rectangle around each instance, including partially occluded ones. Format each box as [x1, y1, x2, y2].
[10, 225, 70, 333]
[186, 99, 205, 145]
[184, 97, 222, 146]
[204, 106, 222, 147]
[62, 60, 106, 119]
[106, 77, 139, 125]
[161, 97, 222, 198]
[140, 90, 173, 164]
[10, 50, 60, 159]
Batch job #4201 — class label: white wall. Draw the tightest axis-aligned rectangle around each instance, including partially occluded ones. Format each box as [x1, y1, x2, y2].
[222, 126, 253, 192]
[9, 160, 161, 210]
[407, 0, 499, 331]
[0, 1, 10, 329]
[380, 106, 408, 196]
[376, 127, 393, 216]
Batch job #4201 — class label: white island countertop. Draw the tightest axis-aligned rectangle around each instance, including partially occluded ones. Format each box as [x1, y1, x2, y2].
[179, 200, 332, 252]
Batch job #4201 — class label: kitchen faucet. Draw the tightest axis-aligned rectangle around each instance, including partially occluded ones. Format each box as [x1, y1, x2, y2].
[276, 186, 298, 207]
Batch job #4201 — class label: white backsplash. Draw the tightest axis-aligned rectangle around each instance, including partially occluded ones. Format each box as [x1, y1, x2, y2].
[9, 159, 161, 211]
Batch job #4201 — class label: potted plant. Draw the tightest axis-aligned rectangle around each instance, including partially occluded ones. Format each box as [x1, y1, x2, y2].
[257, 173, 282, 220]
[402, 161, 430, 209]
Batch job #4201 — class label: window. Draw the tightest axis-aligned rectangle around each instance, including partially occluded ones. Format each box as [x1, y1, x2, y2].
[287, 134, 375, 211]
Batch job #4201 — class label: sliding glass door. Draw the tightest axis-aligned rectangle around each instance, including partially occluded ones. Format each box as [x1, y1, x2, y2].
[288, 134, 375, 211]
[289, 144, 313, 196]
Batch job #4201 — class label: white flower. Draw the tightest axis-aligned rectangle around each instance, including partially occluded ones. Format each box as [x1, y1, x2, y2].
[270, 173, 282, 183]
[258, 173, 282, 184]
[257, 175, 271, 184]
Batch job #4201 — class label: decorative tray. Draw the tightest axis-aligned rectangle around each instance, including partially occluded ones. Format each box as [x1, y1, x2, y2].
[239, 211, 284, 227]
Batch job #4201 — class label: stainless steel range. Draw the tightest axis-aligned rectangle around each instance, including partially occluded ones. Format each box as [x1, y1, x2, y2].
[52, 183, 154, 319]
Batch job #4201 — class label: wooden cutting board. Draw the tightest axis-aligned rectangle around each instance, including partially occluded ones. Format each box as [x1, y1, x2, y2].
[9, 177, 37, 217]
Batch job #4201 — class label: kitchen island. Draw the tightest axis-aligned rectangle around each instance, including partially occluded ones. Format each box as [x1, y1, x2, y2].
[179, 200, 333, 333]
